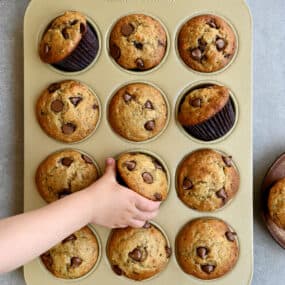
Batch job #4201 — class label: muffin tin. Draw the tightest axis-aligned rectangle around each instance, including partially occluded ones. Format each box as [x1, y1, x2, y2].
[24, 0, 253, 285]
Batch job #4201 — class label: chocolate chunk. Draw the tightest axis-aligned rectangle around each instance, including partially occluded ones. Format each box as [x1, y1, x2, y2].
[222, 156, 233, 167]
[143, 221, 151, 229]
[62, 123, 76, 134]
[62, 28, 69, 40]
[208, 20, 217, 29]
[58, 189, 71, 199]
[225, 231, 237, 242]
[190, 98, 202, 108]
[112, 265, 123, 275]
[44, 44, 50, 54]
[183, 178, 193, 190]
[191, 48, 202, 61]
[197, 247, 208, 259]
[144, 100, 153, 109]
[216, 38, 226, 51]
[80, 23, 86, 34]
[62, 234, 77, 244]
[41, 252, 53, 267]
[128, 248, 142, 262]
[135, 58, 144, 69]
[70, 257, 82, 268]
[198, 38, 207, 52]
[201, 264, 215, 274]
[61, 157, 73, 167]
[144, 120, 155, 131]
[125, 160, 136, 171]
[51, 100, 64, 112]
[216, 188, 228, 201]
[69, 97, 82, 107]
[121, 23, 135, 36]
[110, 44, 121, 60]
[70, 19, 79, 26]
[93, 104, 98, 110]
[82, 154, 93, 164]
[165, 246, 172, 258]
[154, 193, 162, 201]
[48, 83, 61, 93]
[123, 93, 132, 102]
[134, 42, 143, 50]
[142, 172, 153, 184]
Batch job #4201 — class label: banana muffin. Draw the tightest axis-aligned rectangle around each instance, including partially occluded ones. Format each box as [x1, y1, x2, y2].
[107, 223, 171, 281]
[176, 149, 239, 212]
[108, 83, 168, 142]
[41, 226, 99, 279]
[35, 149, 99, 203]
[176, 218, 239, 280]
[117, 152, 168, 201]
[36, 80, 100, 143]
[178, 14, 236, 73]
[178, 84, 235, 141]
[109, 14, 167, 71]
[39, 11, 99, 72]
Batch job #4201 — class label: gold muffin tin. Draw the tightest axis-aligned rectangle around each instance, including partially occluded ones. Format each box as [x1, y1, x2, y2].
[24, 0, 253, 284]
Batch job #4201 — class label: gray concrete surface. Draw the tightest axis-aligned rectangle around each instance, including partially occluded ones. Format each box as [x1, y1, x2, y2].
[0, 0, 284, 284]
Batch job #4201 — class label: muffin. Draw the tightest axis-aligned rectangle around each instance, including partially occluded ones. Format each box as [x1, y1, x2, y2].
[176, 218, 239, 280]
[176, 149, 239, 212]
[268, 178, 285, 229]
[109, 14, 167, 71]
[35, 149, 99, 203]
[41, 226, 99, 279]
[36, 80, 100, 143]
[117, 152, 168, 201]
[39, 11, 99, 72]
[109, 83, 168, 142]
[178, 14, 236, 73]
[178, 84, 235, 141]
[107, 223, 171, 281]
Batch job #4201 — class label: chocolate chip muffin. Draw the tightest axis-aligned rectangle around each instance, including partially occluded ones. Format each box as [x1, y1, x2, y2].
[178, 84, 236, 141]
[39, 11, 99, 72]
[108, 83, 168, 142]
[35, 149, 99, 203]
[176, 218, 239, 280]
[178, 14, 236, 73]
[176, 149, 239, 212]
[36, 80, 100, 143]
[117, 152, 168, 201]
[41, 226, 99, 279]
[109, 14, 167, 71]
[268, 178, 285, 229]
[107, 223, 171, 281]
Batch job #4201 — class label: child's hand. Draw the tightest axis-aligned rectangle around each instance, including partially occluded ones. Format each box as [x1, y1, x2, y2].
[87, 158, 161, 229]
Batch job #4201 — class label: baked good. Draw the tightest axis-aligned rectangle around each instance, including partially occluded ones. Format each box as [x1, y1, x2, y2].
[178, 84, 235, 141]
[41, 226, 99, 279]
[35, 149, 99, 203]
[268, 178, 285, 229]
[36, 80, 100, 143]
[39, 11, 99, 72]
[176, 218, 239, 280]
[178, 14, 236, 73]
[108, 83, 168, 142]
[176, 149, 239, 211]
[107, 223, 171, 280]
[117, 152, 168, 201]
[109, 14, 167, 71]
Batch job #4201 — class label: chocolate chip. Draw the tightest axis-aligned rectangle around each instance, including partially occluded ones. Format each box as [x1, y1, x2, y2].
[222, 156, 233, 167]
[110, 44, 121, 60]
[70, 257, 82, 268]
[135, 58, 144, 69]
[208, 20, 217, 29]
[158, 40, 166, 47]
[121, 23, 135, 36]
[142, 172, 153, 184]
[70, 19, 79, 26]
[80, 23, 86, 34]
[123, 93, 132, 102]
[198, 38, 207, 52]
[216, 38, 226, 51]
[190, 98, 202, 108]
[165, 246, 172, 258]
[41, 252, 53, 267]
[82, 155, 93, 164]
[58, 189, 71, 199]
[143, 221, 151, 229]
[125, 160, 136, 171]
[69, 97, 82, 107]
[62, 234, 77, 244]
[61, 157, 73, 167]
[197, 247, 208, 259]
[191, 48, 202, 61]
[128, 248, 142, 262]
[183, 178, 193, 190]
[153, 161, 163, 170]
[216, 188, 228, 201]
[134, 42, 143, 50]
[154, 193, 162, 201]
[62, 28, 69, 40]
[144, 120, 155, 131]
[62, 123, 76, 134]
[48, 83, 61, 93]
[225, 231, 237, 242]
[51, 100, 64, 112]
[112, 265, 123, 275]
[44, 44, 50, 54]
[201, 264, 215, 274]
[144, 100, 153, 109]
[93, 104, 98, 110]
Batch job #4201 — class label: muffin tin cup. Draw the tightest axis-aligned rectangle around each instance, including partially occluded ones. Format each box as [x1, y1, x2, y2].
[24, 1, 252, 285]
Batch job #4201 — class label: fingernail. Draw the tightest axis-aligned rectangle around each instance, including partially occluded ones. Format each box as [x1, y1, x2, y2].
[106, 158, 114, 165]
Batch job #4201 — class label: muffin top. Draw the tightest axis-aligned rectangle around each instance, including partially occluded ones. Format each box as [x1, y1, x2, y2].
[178, 85, 230, 126]
[117, 152, 168, 201]
[268, 178, 285, 229]
[36, 149, 99, 203]
[178, 14, 236, 73]
[109, 83, 168, 142]
[39, 11, 87, 64]
[41, 226, 99, 279]
[36, 80, 100, 143]
[109, 14, 167, 71]
[176, 149, 239, 212]
[176, 218, 239, 280]
[107, 223, 171, 281]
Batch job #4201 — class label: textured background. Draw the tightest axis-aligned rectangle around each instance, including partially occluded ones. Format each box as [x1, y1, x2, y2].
[0, 0, 284, 284]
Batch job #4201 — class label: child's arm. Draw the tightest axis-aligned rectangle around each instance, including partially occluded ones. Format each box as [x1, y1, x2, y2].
[0, 158, 160, 274]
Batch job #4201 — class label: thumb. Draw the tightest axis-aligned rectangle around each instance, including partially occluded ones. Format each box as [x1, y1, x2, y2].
[104, 157, 116, 179]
